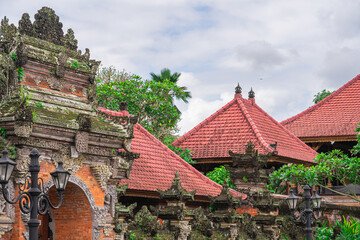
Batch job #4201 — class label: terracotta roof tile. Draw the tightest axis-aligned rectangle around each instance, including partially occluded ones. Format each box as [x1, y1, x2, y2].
[97, 106, 245, 198]
[173, 93, 317, 163]
[281, 75, 360, 138]
[119, 124, 245, 198]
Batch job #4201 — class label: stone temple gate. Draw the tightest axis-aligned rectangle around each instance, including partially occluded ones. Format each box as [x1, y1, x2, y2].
[0, 7, 137, 240]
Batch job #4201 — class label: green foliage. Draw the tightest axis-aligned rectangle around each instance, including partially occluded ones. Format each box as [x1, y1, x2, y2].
[150, 68, 181, 83]
[0, 127, 6, 138]
[72, 61, 79, 68]
[150, 68, 191, 103]
[267, 178, 286, 194]
[36, 102, 44, 108]
[335, 216, 360, 240]
[352, 124, 360, 155]
[97, 67, 190, 141]
[242, 177, 248, 183]
[206, 165, 236, 188]
[10, 51, 17, 61]
[315, 222, 333, 240]
[313, 89, 335, 104]
[168, 145, 195, 164]
[269, 124, 360, 202]
[0, 138, 16, 159]
[16, 67, 25, 80]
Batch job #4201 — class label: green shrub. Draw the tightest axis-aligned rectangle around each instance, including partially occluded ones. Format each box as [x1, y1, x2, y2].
[335, 216, 360, 240]
[315, 222, 333, 240]
[206, 165, 235, 188]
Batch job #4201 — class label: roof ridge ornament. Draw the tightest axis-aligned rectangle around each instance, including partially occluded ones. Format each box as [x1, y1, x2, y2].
[248, 88, 255, 99]
[235, 83, 242, 94]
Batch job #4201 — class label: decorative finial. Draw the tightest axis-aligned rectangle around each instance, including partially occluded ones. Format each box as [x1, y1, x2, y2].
[235, 83, 242, 94]
[248, 88, 255, 98]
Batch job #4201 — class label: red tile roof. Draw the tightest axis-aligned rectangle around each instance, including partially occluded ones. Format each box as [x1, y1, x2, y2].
[281, 75, 360, 139]
[119, 124, 245, 198]
[172, 93, 317, 163]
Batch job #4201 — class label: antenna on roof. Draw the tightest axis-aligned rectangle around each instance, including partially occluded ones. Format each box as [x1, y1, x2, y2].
[235, 83, 242, 94]
[248, 88, 255, 98]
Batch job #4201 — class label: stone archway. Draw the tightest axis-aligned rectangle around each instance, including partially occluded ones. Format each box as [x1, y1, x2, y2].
[40, 175, 106, 240]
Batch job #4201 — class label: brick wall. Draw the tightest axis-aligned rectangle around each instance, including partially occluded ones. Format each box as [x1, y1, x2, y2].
[48, 182, 92, 239]
[11, 160, 106, 239]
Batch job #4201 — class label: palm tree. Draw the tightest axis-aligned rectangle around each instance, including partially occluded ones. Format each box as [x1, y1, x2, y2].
[150, 68, 181, 83]
[150, 68, 191, 103]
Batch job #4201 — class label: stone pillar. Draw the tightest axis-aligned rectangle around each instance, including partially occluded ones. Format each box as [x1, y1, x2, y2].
[227, 141, 272, 192]
[208, 183, 243, 240]
[157, 172, 195, 240]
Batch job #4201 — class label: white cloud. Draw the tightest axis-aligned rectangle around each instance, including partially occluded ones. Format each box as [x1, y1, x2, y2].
[178, 92, 232, 134]
[2, 1, 360, 135]
[178, 72, 200, 87]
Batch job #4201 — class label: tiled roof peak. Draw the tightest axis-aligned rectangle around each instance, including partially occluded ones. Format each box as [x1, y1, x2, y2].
[173, 90, 317, 163]
[281, 74, 360, 138]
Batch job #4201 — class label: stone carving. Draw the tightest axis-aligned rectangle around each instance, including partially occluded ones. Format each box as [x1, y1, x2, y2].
[0, 47, 15, 98]
[158, 172, 195, 201]
[75, 131, 89, 153]
[129, 206, 160, 236]
[178, 221, 191, 240]
[56, 51, 68, 78]
[82, 87, 88, 98]
[15, 42, 28, 68]
[33, 7, 64, 45]
[104, 185, 117, 217]
[114, 220, 128, 240]
[18, 13, 35, 36]
[94, 206, 107, 240]
[63, 28, 78, 51]
[116, 151, 139, 178]
[15, 137, 63, 151]
[0, 180, 15, 237]
[0, 17, 17, 54]
[90, 164, 112, 191]
[52, 147, 84, 174]
[103, 225, 113, 237]
[0, 198, 6, 214]
[209, 183, 243, 224]
[14, 122, 32, 138]
[14, 148, 31, 184]
[228, 141, 272, 192]
[14, 107, 33, 138]
[45, 75, 65, 90]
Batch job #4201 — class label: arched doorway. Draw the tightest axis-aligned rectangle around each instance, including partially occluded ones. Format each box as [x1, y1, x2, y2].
[39, 182, 92, 239]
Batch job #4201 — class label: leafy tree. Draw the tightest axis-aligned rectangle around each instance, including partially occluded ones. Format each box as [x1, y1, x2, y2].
[206, 165, 236, 188]
[150, 68, 181, 83]
[313, 89, 335, 104]
[97, 66, 131, 84]
[269, 124, 360, 202]
[150, 68, 191, 103]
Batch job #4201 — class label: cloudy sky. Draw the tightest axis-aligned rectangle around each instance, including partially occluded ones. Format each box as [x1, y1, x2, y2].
[1, 1, 360, 134]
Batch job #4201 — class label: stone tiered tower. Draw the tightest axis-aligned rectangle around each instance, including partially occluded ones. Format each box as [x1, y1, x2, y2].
[0, 7, 137, 239]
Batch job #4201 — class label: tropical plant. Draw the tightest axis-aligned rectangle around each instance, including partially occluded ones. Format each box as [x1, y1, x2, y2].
[150, 68, 181, 83]
[96, 67, 190, 142]
[315, 222, 333, 240]
[162, 135, 195, 164]
[150, 68, 191, 103]
[206, 165, 236, 188]
[313, 89, 335, 104]
[269, 123, 360, 202]
[335, 216, 360, 240]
